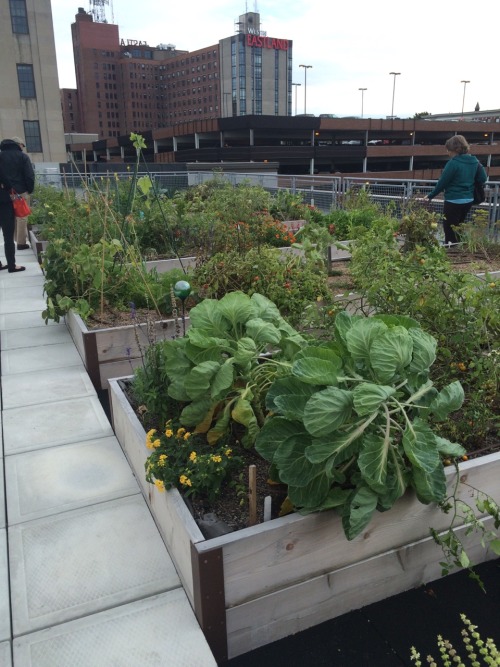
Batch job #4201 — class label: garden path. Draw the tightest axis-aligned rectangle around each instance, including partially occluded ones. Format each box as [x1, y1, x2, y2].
[0, 249, 216, 666]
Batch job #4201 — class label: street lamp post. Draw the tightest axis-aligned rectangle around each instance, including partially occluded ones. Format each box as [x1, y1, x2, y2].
[299, 64, 312, 114]
[389, 72, 401, 118]
[461, 80, 470, 115]
[291, 82, 301, 116]
[358, 87, 367, 118]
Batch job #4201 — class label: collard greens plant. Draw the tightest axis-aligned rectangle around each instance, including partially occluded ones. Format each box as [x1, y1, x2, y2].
[160, 291, 306, 447]
[255, 311, 466, 540]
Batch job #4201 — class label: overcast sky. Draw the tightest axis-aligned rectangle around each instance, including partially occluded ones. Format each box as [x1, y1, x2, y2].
[50, 0, 498, 119]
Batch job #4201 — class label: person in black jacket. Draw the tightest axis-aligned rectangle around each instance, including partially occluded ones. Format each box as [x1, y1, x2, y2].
[0, 137, 35, 254]
[0, 138, 33, 272]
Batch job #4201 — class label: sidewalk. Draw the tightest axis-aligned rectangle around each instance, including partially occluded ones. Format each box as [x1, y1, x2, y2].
[0, 250, 217, 666]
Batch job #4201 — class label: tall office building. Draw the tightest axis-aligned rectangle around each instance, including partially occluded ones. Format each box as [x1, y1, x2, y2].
[66, 7, 292, 140]
[0, 0, 66, 162]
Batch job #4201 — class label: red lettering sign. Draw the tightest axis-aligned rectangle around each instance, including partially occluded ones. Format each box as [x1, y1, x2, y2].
[246, 34, 288, 50]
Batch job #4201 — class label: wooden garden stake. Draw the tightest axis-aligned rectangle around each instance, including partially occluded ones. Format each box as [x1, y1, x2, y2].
[248, 464, 257, 526]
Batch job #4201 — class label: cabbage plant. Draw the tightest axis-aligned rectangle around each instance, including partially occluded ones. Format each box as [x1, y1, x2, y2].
[255, 311, 466, 540]
[161, 291, 306, 447]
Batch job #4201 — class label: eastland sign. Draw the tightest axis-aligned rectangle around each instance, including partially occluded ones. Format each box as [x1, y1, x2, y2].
[246, 34, 289, 50]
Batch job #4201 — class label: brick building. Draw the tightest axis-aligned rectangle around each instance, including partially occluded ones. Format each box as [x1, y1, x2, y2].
[64, 8, 292, 140]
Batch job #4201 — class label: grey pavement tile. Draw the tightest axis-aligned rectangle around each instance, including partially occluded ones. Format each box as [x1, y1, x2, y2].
[6, 436, 139, 524]
[1, 325, 72, 350]
[0, 463, 4, 529]
[9, 495, 181, 636]
[0, 642, 12, 667]
[0, 311, 59, 330]
[0, 285, 43, 299]
[1, 366, 95, 410]
[0, 295, 46, 315]
[0, 274, 43, 288]
[13, 590, 217, 667]
[3, 395, 113, 455]
[1, 342, 82, 375]
[0, 530, 11, 642]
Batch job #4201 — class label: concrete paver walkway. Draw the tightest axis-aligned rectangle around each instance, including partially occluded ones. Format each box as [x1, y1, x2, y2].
[0, 249, 217, 666]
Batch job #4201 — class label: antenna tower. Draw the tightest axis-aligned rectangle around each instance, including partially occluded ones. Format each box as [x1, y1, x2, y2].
[89, 0, 114, 23]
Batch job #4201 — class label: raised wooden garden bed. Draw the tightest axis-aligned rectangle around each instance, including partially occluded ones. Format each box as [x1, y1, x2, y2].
[108, 376, 500, 663]
[28, 227, 48, 265]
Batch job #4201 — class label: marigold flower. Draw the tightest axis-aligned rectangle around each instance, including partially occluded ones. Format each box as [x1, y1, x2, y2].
[154, 479, 165, 492]
[165, 429, 174, 438]
[179, 474, 192, 487]
[225, 448, 232, 457]
[211, 455, 222, 463]
[183, 432, 191, 440]
[176, 427, 186, 437]
[189, 451, 197, 462]
[159, 454, 168, 466]
[152, 439, 161, 448]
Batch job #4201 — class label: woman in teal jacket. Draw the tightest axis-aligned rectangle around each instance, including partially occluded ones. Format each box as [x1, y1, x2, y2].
[426, 134, 487, 244]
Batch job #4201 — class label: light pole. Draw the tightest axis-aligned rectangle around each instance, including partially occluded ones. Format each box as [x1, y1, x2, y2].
[299, 64, 312, 114]
[461, 80, 470, 115]
[291, 82, 301, 116]
[389, 72, 400, 118]
[358, 87, 367, 118]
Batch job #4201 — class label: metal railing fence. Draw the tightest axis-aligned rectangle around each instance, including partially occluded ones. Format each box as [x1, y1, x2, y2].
[35, 171, 500, 229]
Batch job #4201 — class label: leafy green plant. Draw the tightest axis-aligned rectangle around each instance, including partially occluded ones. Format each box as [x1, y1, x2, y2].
[192, 246, 332, 327]
[256, 311, 467, 540]
[431, 463, 500, 588]
[349, 217, 500, 449]
[410, 614, 500, 666]
[146, 291, 306, 448]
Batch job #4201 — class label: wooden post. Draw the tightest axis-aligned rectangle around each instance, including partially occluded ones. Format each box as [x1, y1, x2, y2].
[248, 464, 257, 526]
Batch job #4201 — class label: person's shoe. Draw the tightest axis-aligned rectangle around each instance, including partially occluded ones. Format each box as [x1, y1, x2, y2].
[0, 263, 7, 270]
[8, 266, 25, 273]
[17, 244, 30, 250]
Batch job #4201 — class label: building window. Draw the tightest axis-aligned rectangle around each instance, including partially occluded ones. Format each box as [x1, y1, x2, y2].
[10, 0, 28, 34]
[17, 64, 36, 98]
[23, 120, 42, 153]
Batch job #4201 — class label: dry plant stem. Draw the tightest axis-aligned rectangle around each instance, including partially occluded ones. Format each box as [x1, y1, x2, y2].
[248, 464, 257, 526]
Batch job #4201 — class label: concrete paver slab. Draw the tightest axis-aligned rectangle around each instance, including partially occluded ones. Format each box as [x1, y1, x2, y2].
[1, 342, 82, 375]
[0, 311, 61, 330]
[0, 285, 43, 299]
[0, 530, 11, 642]
[6, 436, 139, 524]
[0, 274, 43, 288]
[9, 495, 181, 636]
[0, 464, 4, 529]
[1, 325, 72, 350]
[13, 590, 217, 667]
[0, 642, 12, 667]
[0, 296, 46, 315]
[2, 367, 95, 410]
[3, 395, 113, 455]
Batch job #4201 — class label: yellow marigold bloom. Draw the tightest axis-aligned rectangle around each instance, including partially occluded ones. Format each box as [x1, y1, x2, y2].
[177, 427, 186, 437]
[165, 429, 174, 438]
[154, 479, 165, 492]
[225, 448, 232, 457]
[159, 454, 168, 466]
[189, 451, 197, 462]
[179, 475, 192, 487]
[147, 429, 157, 438]
[183, 432, 191, 440]
[211, 455, 222, 463]
[152, 439, 161, 448]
